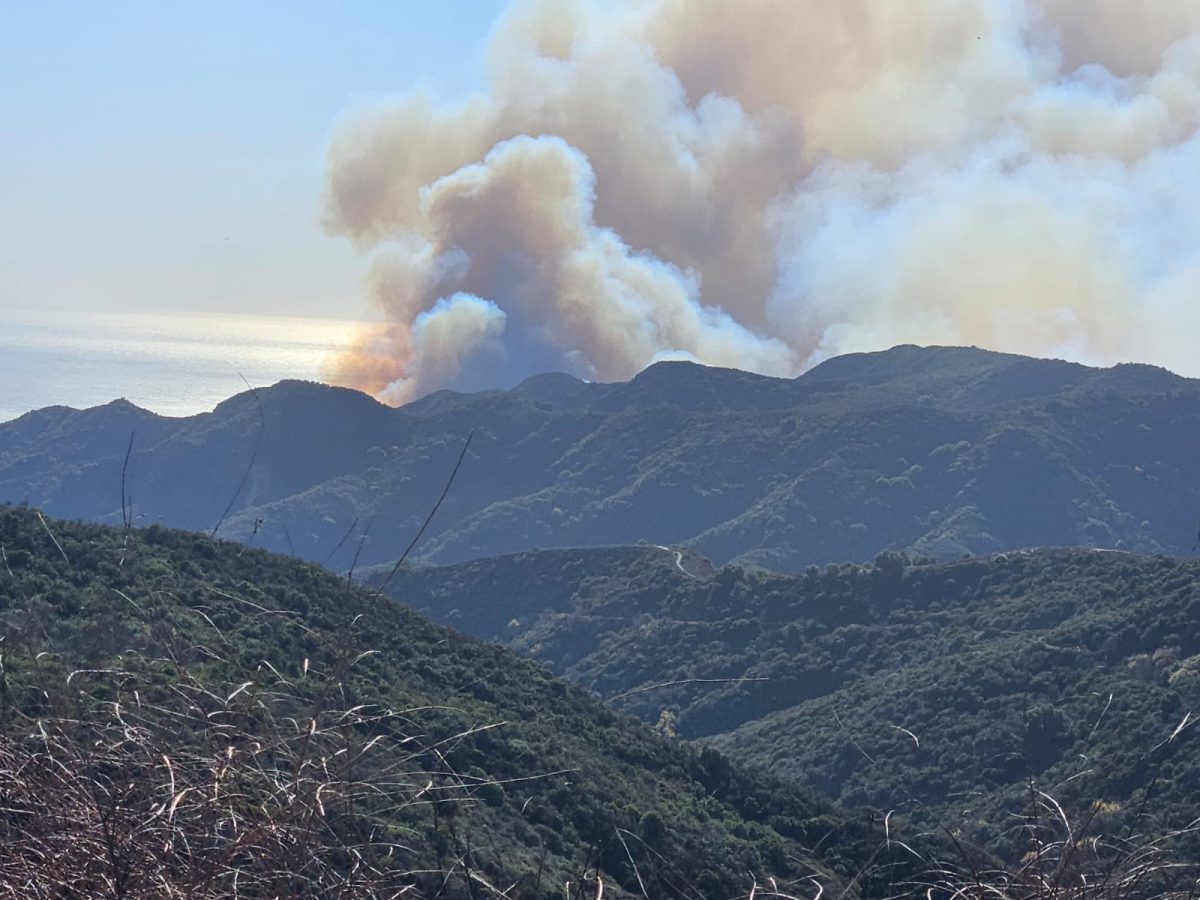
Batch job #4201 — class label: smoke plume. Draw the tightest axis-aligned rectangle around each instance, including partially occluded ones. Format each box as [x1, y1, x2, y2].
[323, 0, 1200, 402]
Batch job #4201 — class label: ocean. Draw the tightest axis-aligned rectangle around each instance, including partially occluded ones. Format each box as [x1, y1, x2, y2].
[0, 308, 366, 423]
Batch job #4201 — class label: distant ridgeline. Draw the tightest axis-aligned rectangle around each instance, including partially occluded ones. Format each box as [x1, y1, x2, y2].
[382, 543, 1200, 864]
[2, 345, 1199, 572]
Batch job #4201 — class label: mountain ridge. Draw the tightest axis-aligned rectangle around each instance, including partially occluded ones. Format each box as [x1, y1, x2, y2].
[3, 344, 1198, 571]
[0, 504, 928, 897]
[379, 541, 1200, 863]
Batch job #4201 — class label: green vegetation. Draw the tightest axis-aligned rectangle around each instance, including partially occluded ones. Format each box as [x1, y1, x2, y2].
[5, 343, 1200, 896]
[384, 545, 1200, 864]
[4, 346, 1200, 571]
[0, 506, 929, 897]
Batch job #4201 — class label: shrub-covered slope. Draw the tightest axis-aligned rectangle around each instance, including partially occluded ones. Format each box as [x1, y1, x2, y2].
[3, 345, 1200, 571]
[384, 545, 1200, 861]
[0, 507, 919, 898]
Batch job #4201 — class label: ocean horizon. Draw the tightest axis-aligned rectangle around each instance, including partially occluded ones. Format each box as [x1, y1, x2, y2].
[0, 308, 367, 423]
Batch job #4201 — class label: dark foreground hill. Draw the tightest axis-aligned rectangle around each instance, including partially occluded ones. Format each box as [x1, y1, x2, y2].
[383, 544, 1200, 863]
[4, 345, 1200, 571]
[0, 506, 929, 898]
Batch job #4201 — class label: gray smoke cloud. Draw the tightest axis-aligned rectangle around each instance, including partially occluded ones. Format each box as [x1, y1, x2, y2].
[323, 0, 1200, 403]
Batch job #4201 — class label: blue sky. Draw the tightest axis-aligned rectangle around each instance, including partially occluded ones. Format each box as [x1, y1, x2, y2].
[1, 1, 507, 320]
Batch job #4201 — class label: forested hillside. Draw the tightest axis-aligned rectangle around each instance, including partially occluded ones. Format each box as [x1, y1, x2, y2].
[0, 506, 921, 898]
[3, 345, 1200, 571]
[384, 544, 1200, 862]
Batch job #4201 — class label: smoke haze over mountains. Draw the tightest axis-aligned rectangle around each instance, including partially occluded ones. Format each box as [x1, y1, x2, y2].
[322, 0, 1200, 404]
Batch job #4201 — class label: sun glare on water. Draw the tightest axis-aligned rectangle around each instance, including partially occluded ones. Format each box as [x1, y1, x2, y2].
[0, 309, 366, 423]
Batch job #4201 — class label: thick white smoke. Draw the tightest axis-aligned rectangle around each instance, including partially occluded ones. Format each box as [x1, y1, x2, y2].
[324, 0, 1200, 401]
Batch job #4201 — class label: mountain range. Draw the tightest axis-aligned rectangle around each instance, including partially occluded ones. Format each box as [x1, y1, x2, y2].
[5, 344, 1200, 891]
[383, 543, 1200, 864]
[3, 344, 1199, 572]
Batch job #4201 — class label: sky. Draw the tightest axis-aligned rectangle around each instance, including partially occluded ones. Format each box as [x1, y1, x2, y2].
[1, 1, 505, 320]
[5, 0, 1200, 406]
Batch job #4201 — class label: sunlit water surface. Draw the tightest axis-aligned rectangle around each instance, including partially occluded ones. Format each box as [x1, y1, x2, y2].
[0, 309, 365, 423]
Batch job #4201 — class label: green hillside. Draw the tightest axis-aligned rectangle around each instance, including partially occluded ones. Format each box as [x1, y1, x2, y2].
[383, 545, 1200, 862]
[0, 506, 926, 898]
[4, 345, 1200, 571]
